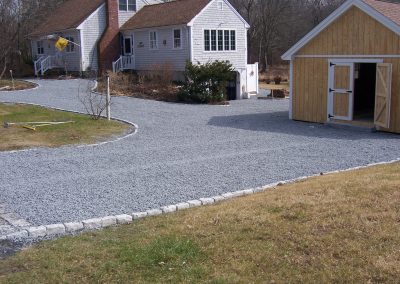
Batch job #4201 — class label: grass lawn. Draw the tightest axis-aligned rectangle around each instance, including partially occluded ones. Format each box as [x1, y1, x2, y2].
[1, 163, 399, 283]
[0, 80, 36, 91]
[0, 103, 130, 151]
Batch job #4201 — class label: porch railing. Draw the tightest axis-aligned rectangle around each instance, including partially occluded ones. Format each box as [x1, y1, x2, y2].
[112, 55, 135, 73]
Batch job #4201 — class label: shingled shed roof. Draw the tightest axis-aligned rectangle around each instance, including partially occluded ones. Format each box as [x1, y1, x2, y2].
[29, 0, 105, 38]
[363, 0, 400, 26]
[121, 0, 211, 30]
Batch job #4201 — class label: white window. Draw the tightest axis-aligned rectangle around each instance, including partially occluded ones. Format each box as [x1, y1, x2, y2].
[149, 31, 158, 50]
[37, 41, 44, 55]
[204, 29, 236, 52]
[65, 36, 75, 53]
[217, 1, 223, 10]
[173, 29, 181, 49]
[204, 30, 210, 51]
[119, 0, 136, 11]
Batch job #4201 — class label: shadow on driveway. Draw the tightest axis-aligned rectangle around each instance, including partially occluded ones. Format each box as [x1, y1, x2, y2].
[208, 111, 399, 140]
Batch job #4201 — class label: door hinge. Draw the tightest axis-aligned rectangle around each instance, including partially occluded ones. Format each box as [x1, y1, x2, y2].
[328, 114, 335, 119]
[346, 90, 352, 93]
[330, 62, 336, 67]
[329, 88, 335, 93]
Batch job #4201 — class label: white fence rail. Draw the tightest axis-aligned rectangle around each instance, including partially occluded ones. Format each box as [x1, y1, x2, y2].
[112, 55, 135, 73]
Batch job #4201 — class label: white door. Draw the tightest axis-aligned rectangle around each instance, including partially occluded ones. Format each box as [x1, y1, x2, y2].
[123, 36, 133, 56]
[328, 62, 354, 121]
[246, 63, 259, 94]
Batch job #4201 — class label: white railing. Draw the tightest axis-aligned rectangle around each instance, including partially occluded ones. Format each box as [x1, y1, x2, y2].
[112, 55, 135, 73]
[34, 56, 45, 76]
[35, 55, 64, 76]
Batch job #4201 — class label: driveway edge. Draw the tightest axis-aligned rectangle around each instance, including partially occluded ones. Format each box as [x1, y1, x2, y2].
[2, 158, 399, 242]
[0, 101, 139, 154]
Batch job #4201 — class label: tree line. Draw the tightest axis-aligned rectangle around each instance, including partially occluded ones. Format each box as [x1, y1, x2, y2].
[0, 0, 344, 78]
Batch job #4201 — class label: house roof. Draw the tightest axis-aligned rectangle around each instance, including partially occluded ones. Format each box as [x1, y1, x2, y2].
[121, 0, 212, 30]
[29, 0, 105, 38]
[282, 0, 400, 60]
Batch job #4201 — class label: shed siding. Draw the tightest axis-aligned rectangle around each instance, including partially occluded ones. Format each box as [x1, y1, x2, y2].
[191, 0, 247, 70]
[298, 7, 400, 55]
[125, 25, 190, 71]
[292, 6, 400, 133]
[81, 4, 107, 71]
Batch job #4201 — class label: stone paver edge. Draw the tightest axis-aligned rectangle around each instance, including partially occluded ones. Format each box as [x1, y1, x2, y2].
[2, 158, 399, 241]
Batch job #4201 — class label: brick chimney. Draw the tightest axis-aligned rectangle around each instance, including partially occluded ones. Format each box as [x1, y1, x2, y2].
[98, 0, 120, 73]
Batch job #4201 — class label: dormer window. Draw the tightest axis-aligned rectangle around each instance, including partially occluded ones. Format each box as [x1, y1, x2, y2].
[119, 0, 136, 11]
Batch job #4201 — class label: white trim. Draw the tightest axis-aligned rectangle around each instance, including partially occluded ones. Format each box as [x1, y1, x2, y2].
[189, 26, 193, 62]
[187, 0, 250, 29]
[328, 58, 384, 63]
[295, 55, 400, 58]
[149, 30, 158, 50]
[172, 28, 183, 50]
[77, 3, 106, 30]
[289, 59, 293, 120]
[203, 28, 237, 53]
[79, 30, 85, 72]
[282, 0, 400, 60]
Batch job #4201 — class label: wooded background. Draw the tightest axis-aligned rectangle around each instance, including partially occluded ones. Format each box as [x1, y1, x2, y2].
[1, 0, 345, 77]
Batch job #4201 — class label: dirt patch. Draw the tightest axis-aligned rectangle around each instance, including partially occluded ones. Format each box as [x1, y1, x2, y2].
[0, 80, 36, 91]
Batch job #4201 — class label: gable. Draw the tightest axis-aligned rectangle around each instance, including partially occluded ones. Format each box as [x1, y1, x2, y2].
[298, 6, 400, 55]
[282, 0, 400, 60]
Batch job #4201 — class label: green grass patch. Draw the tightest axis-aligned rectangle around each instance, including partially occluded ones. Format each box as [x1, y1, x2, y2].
[0, 103, 129, 151]
[1, 163, 400, 283]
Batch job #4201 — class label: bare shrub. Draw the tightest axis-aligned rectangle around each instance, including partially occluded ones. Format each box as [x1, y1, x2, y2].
[78, 73, 108, 120]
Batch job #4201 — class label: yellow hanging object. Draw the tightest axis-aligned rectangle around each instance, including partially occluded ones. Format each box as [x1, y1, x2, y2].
[55, 37, 69, 51]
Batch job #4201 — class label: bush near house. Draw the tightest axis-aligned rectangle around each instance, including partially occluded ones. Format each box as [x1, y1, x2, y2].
[178, 61, 235, 104]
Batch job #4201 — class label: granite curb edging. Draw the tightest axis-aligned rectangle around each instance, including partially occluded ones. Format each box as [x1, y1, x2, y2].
[2, 158, 399, 242]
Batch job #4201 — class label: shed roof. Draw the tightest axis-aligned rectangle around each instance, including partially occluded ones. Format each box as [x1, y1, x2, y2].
[121, 0, 211, 30]
[363, 0, 400, 26]
[282, 0, 400, 60]
[29, 0, 105, 38]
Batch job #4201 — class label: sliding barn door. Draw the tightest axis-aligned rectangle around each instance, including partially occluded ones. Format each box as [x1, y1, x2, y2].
[374, 63, 392, 129]
[328, 62, 354, 121]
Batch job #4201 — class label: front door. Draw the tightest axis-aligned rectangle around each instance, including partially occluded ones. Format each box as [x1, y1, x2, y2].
[328, 62, 354, 121]
[123, 36, 133, 56]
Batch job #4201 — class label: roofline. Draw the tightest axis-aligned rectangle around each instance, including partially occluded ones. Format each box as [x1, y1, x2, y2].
[121, 23, 188, 32]
[187, 0, 250, 28]
[27, 28, 79, 39]
[27, 1, 105, 39]
[281, 0, 400, 60]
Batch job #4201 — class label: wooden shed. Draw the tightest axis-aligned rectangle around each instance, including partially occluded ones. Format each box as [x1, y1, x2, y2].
[282, 0, 400, 134]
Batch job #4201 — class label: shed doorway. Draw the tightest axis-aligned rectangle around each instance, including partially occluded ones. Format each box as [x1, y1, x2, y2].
[328, 60, 392, 129]
[353, 63, 376, 123]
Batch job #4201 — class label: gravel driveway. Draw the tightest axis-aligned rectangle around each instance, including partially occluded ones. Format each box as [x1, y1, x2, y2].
[0, 79, 399, 226]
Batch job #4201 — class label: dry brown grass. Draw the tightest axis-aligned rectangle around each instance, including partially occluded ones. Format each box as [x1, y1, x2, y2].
[0, 80, 36, 91]
[1, 163, 399, 282]
[97, 69, 179, 102]
[0, 103, 129, 151]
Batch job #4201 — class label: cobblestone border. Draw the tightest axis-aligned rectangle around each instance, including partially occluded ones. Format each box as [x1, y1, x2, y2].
[2, 158, 399, 242]
[0, 101, 138, 154]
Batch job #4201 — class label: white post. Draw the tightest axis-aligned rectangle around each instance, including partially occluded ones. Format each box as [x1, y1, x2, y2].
[106, 74, 111, 121]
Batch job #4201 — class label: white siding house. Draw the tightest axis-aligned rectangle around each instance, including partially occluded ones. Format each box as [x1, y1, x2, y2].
[119, 0, 257, 99]
[29, 0, 163, 75]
